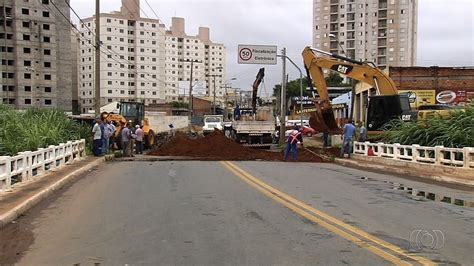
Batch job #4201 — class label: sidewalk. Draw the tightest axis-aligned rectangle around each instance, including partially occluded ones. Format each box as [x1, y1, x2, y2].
[0, 156, 105, 228]
[335, 155, 474, 188]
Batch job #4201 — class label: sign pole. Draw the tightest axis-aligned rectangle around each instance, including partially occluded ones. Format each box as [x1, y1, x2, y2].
[279, 48, 287, 145]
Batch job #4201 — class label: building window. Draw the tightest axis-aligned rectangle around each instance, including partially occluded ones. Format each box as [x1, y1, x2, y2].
[44, 49, 51, 55]
[24, 73, 31, 79]
[23, 47, 31, 53]
[44, 74, 51, 80]
[42, 0, 50, 4]
[43, 36, 50, 43]
[45, 99, 52, 105]
[44, 62, 51, 68]
[25, 86, 31, 91]
[45, 87, 52, 92]
[23, 34, 30, 41]
[24, 99, 31, 105]
[22, 8, 29, 15]
[43, 24, 50, 30]
[23, 21, 30, 28]
[108, 81, 112, 85]
[43, 11, 49, 17]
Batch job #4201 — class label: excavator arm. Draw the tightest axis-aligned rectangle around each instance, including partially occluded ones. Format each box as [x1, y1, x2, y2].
[251, 68, 265, 114]
[302, 46, 398, 133]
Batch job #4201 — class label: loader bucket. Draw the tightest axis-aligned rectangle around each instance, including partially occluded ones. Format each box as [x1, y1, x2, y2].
[309, 107, 341, 134]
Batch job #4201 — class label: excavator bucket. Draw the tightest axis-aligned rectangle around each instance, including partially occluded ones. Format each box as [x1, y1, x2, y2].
[309, 106, 341, 134]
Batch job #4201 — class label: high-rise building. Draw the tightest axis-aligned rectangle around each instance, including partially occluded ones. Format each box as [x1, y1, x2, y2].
[78, 0, 166, 113]
[0, 0, 72, 110]
[165, 17, 226, 102]
[77, 0, 226, 113]
[313, 0, 418, 68]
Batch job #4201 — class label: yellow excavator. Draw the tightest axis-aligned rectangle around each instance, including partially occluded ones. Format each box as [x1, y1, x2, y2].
[302, 46, 452, 133]
[100, 102, 155, 149]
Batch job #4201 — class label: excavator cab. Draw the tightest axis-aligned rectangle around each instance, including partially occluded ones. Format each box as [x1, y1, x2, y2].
[366, 94, 413, 131]
[118, 101, 145, 127]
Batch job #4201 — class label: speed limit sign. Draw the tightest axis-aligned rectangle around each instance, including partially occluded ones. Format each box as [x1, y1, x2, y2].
[239, 48, 252, 61]
[237, 44, 277, 65]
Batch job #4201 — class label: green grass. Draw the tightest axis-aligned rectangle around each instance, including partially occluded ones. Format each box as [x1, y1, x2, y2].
[0, 104, 92, 156]
[382, 104, 474, 148]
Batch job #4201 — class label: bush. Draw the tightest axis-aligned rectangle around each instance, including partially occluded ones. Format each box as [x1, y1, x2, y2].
[382, 104, 474, 148]
[0, 105, 91, 156]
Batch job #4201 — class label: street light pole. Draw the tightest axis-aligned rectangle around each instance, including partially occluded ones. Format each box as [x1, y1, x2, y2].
[94, 0, 101, 116]
[277, 52, 304, 134]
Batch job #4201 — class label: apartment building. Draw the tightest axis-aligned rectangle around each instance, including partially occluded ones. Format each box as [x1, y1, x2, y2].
[78, 0, 226, 113]
[0, 0, 72, 110]
[165, 17, 226, 102]
[78, 0, 166, 113]
[313, 0, 418, 68]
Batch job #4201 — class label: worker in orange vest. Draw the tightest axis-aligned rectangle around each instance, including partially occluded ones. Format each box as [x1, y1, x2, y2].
[284, 126, 303, 161]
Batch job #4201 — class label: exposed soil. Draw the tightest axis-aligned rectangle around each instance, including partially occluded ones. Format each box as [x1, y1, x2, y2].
[148, 130, 324, 162]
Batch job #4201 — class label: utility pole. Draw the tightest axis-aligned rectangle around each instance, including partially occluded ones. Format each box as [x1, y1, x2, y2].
[278, 48, 287, 145]
[213, 74, 216, 114]
[94, 0, 101, 116]
[188, 60, 194, 132]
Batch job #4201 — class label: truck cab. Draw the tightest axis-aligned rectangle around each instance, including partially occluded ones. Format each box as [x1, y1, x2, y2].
[203, 115, 223, 135]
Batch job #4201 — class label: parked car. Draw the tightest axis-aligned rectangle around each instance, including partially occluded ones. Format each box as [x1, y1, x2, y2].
[301, 126, 316, 137]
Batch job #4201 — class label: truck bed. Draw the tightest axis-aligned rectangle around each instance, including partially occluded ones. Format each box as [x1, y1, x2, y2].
[232, 120, 275, 134]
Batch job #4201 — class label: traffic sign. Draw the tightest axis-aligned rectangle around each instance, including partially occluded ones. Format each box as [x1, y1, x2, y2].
[238, 44, 277, 65]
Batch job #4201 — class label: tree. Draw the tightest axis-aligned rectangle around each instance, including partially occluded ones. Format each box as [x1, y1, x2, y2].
[325, 71, 344, 86]
[273, 77, 313, 98]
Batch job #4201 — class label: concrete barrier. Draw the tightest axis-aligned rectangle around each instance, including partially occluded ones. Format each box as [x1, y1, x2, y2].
[147, 113, 188, 133]
[354, 141, 474, 169]
[0, 139, 86, 191]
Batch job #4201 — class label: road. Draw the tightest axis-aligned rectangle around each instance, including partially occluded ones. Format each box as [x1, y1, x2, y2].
[1, 160, 473, 265]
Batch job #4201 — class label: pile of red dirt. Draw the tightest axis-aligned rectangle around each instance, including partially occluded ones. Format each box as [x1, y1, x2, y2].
[148, 130, 324, 162]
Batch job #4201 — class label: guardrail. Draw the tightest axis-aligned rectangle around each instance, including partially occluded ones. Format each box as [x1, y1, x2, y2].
[354, 141, 474, 169]
[0, 139, 86, 191]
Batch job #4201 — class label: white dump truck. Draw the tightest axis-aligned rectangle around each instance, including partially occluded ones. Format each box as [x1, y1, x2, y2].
[224, 107, 275, 148]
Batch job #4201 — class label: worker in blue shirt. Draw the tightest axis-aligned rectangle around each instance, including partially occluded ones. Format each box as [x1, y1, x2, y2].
[340, 120, 356, 158]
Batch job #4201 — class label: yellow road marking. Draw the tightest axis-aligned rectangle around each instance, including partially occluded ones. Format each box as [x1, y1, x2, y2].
[221, 161, 436, 266]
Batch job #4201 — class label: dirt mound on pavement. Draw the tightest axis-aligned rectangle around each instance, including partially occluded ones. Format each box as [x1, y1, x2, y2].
[148, 130, 324, 162]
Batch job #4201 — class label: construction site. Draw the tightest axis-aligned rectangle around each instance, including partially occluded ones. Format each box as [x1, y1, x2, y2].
[148, 130, 339, 162]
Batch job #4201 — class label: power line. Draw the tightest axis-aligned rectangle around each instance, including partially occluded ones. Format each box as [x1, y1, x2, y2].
[46, 0, 168, 86]
[144, 0, 162, 23]
[50, 0, 168, 85]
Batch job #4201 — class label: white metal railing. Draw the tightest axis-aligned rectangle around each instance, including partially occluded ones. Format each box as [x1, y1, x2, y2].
[354, 141, 474, 169]
[0, 139, 86, 191]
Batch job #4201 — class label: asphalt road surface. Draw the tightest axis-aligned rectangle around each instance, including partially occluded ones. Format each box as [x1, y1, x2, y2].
[2, 161, 473, 265]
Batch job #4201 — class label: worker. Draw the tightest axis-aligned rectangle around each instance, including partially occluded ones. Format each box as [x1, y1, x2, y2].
[322, 129, 330, 147]
[121, 122, 132, 157]
[234, 104, 241, 121]
[92, 117, 103, 156]
[284, 126, 303, 161]
[358, 121, 367, 142]
[340, 120, 356, 158]
[168, 123, 176, 137]
[135, 125, 144, 154]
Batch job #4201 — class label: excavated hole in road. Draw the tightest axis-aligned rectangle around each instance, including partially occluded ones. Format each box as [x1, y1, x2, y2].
[148, 130, 336, 162]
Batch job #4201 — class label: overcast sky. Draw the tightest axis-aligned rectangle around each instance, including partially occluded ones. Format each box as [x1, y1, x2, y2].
[71, 0, 474, 93]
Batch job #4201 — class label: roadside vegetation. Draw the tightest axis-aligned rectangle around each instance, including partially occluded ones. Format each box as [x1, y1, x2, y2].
[382, 104, 474, 148]
[0, 104, 91, 156]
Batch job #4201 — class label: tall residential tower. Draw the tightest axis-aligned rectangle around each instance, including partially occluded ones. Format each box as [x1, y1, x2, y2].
[0, 0, 72, 110]
[313, 0, 418, 68]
